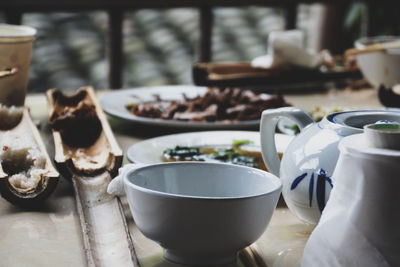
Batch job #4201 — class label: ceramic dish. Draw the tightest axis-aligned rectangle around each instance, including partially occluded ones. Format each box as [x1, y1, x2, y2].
[355, 36, 400, 88]
[99, 86, 261, 129]
[260, 107, 400, 225]
[126, 130, 293, 164]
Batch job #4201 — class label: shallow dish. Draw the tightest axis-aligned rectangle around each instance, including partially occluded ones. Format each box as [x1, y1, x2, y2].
[107, 162, 282, 265]
[126, 130, 293, 164]
[99, 86, 261, 129]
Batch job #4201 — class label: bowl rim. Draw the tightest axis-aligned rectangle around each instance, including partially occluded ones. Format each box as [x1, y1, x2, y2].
[354, 35, 400, 49]
[123, 161, 282, 200]
[0, 23, 37, 37]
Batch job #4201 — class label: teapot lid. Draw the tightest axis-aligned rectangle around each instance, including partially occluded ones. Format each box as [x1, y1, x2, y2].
[329, 110, 400, 130]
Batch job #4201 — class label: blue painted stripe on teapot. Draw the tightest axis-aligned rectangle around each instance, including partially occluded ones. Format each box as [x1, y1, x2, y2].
[290, 168, 333, 213]
[309, 173, 314, 207]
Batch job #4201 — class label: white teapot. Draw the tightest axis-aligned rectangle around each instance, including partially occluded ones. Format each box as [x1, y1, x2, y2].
[260, 107, 400, 224]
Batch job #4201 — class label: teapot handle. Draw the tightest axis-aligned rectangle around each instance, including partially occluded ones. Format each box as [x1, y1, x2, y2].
[260, 107, 314, 176]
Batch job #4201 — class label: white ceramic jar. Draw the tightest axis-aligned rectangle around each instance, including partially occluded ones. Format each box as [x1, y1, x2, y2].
[302, 124, 400, 267]
[260, 107, 400, 224]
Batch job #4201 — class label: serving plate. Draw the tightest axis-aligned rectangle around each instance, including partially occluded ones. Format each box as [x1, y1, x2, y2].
[126, 130, 293, 164]
[99, 86, 261, 129]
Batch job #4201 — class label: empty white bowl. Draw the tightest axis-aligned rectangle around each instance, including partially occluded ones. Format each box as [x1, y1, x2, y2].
[108, 162, 281, 265]
[355, 36, 400, 88]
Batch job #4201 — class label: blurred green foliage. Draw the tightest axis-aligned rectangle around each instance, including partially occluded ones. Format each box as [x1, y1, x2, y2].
[343, 2, 400, 48]
[1, 3, 397, 93]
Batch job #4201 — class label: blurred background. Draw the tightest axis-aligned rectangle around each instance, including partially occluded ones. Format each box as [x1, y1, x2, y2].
[0, 2, 397, 93]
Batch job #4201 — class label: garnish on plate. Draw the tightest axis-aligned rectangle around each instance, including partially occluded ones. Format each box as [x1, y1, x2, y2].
[162, 139, 268, 170]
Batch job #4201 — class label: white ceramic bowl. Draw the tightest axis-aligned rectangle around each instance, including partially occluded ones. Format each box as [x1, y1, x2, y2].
[108, 162, 281, 265]
[355, 36, 400, 88]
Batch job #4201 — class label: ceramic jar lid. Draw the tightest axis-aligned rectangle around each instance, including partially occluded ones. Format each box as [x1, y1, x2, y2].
[364, 123, 400, 150]
[340, 122, 400, 156]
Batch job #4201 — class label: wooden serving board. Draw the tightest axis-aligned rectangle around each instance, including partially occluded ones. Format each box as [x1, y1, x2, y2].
[192, 62, 361, 90]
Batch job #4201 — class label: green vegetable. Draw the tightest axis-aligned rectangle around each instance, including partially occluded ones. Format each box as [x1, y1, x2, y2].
[285, 124, 300, 134]
[162, 143, 260, 169]
[232, 139, 253, 147]
[210, 149, 259, 168]
[163, 146, 201, 160]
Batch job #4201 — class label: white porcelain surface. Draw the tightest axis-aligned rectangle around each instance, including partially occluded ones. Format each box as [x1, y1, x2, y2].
[252, 208, 314, 267]
[126, 130, 292, 164]
[364, 123, 400, 149]
[355, 36, 400, 88]
[251, 30, 321, 69]
[99, 86, 260, 129]
[107, 162, 281, 265]
[260, 107, 400, 225]
[302, 133, 400, 267]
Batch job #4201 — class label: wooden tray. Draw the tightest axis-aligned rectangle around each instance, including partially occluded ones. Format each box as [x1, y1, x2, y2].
[47, 86, 138, 267]
[0, 107, 59, 207]
[192, 62, 362, 90]
[47, 87, 122, 177]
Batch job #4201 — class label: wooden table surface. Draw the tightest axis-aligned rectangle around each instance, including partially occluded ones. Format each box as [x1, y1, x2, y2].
[0, 87, 382, 267]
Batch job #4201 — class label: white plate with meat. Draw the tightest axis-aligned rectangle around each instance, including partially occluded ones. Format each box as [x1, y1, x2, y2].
[99, 85, 289, 129]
